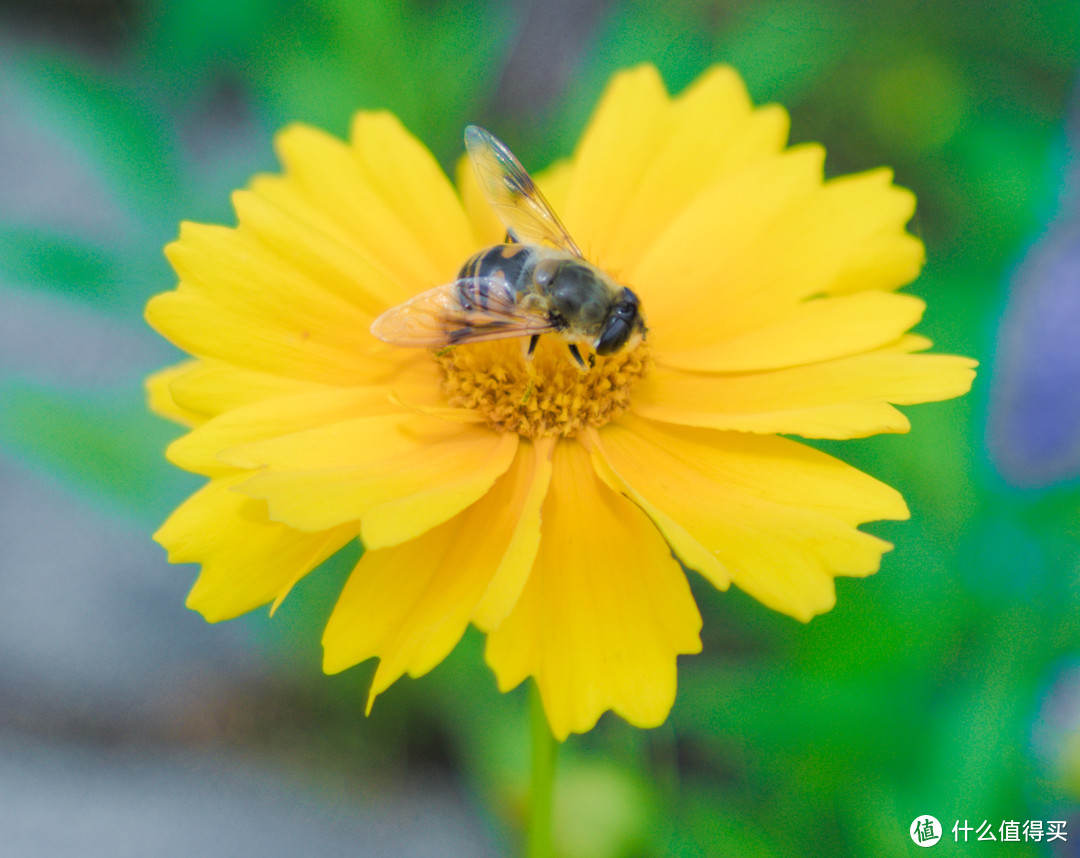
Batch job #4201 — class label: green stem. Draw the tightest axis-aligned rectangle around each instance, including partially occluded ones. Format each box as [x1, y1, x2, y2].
[527, 682, 559, 858]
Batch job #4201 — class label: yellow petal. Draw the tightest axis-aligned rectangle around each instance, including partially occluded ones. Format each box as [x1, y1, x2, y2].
[831, 231, 925, 295]
[638, 161, 922, 348]
[812, 169, 922, 297]
[587, 438, 730, 591]
[227, 415, 519, 547]
[232, 189, 410, 318]
[485, 440, 702, 740]
[532, 159, 574, 215]
[155, 474, 356, 621]
[149, 221, 380, 383]
[146, 282, 427, 386]
[635, 347, 978, 439]
[159, 219, 378, 352]
[593, 416, 907, 619]
[562, 65, 673, 261]
[657, 291, 926, 372]
[146, 360, 205, 427]
[633, 145, 825, 330]
[321, 438, 555, 708]
[148, 358, 324, 430]
[349, 112, 476, 277]
[456, 153, 504, 248]
[269, 122, 466, 290]
[322, 519, 484, 704]
[164, 359, 334, 420]
[599, 65, 787, 276]
[472, 436, 555, 631]
[167, 383, 443, 477]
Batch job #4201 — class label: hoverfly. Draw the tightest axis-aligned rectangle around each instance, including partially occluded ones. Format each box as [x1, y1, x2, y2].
[370, 126, 646, 369]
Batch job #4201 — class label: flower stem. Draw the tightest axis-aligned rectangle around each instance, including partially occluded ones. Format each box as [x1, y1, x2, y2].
[527, 682, 558, 858]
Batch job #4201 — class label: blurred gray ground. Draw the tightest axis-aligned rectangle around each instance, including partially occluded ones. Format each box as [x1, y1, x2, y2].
[0, 31, 498, 858]
[0, 365, 498, 858]
[0, 737, 493, 858]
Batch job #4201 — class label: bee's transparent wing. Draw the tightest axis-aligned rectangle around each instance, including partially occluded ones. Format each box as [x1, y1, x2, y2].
[371, 276, 558, 347]
[465, 125, 583, 258]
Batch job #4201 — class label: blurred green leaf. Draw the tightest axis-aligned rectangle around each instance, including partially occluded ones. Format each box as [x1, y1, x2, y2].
[661, 782, 797, 857]
[255, 0, 519, 164]
[943, 0, 1080, 77]
[257, 539, 363, 670]
[11, 53, 181, 219]
[0, 226, 121, 305]
[715, 0, 851, 104]
[140, 0, 284, 93]
[0, 381, 191, 522]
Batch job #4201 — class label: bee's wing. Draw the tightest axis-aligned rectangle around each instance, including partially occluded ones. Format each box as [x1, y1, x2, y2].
[465, 125, 584, 258]
[371, 276, 558, 347]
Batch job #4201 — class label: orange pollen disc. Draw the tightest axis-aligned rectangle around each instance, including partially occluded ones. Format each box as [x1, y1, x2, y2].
[435, 337, 650, 439]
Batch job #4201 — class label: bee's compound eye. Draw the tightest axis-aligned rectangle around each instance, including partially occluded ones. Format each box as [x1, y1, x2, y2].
[595, 318, 631, 355]
[534, 258, 560, 287]
[596, 291, 642, 355]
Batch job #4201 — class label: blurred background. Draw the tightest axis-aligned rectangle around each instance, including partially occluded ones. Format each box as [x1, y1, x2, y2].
[1, 0, 1078, 854]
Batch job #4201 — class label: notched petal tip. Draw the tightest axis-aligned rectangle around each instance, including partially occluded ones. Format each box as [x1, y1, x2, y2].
[593, 417, 909, 622]
[145, 361, 204, 427]
[485, 441, 702, 739]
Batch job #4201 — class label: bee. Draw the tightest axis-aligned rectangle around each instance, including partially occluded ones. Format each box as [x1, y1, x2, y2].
[370, 126, 646, 369]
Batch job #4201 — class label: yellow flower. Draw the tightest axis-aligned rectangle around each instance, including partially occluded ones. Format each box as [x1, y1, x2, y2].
[146, 65, 976, 740]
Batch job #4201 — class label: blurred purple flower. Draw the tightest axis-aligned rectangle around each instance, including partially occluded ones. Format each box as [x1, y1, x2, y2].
[989, 170, 1080, 488]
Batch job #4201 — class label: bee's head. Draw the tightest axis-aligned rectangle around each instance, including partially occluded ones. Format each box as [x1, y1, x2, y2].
[595, 288, 645, 356]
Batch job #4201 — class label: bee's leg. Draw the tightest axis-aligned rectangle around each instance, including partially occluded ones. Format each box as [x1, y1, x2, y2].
[520, 334, 540, 363]
[504, 231, 517, 244]
[521, 338, 539, 395]
[567, 344, 588, 371]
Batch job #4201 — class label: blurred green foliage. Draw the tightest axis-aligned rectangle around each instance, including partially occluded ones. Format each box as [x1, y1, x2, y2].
[2, 0, 1080, 855]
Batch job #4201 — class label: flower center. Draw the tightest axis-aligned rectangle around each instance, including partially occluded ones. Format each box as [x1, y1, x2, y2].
[436, 337, 650, 438]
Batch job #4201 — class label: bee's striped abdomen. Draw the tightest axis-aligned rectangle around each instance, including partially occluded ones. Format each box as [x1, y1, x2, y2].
[457, 244, 533, 309]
